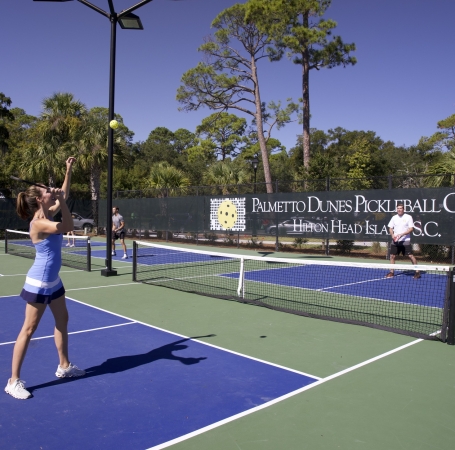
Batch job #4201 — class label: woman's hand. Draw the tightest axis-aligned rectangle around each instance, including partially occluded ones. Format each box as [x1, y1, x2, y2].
[51, 188, 66, 200]
[66, 157, 76, 171]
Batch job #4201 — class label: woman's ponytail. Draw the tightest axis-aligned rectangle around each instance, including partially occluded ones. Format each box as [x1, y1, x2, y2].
[16, 186, 42, 220]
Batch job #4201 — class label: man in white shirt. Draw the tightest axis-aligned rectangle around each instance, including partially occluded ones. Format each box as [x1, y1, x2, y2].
[386, 203, 420, 279]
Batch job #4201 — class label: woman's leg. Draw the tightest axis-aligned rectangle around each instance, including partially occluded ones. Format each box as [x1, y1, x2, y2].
[11, 302, 47, 380]
[48, 295, 70, 368]
[49, 296, 85, 377]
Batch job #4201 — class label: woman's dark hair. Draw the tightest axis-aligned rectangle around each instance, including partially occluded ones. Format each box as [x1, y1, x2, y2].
[16, 186, 43, 220]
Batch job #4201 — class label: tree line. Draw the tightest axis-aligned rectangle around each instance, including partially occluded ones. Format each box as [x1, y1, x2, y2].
[1, 0, 454, 200]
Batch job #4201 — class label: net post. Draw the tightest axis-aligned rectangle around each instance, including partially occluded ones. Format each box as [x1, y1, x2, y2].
[87, 238, 91, 272]
[446, 269, 455, 345]
[132, 241, 137, 282]
[237, 257, 244, 298]
[5, 229, 8, 254]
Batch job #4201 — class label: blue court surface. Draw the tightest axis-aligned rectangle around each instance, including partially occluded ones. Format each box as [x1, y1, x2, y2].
[91, 249, 136, 262]
[91, 248, 229, 264]
[8, 239, 104, 248]
[0, 295, 319, 449]
[235, 266, 447, 308]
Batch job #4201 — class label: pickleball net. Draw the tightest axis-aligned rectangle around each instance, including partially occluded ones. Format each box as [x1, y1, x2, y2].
[5, 229, 91, 271]
[132, 241, 455, 341]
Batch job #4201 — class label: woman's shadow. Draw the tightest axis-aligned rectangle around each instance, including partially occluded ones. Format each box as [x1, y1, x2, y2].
[28, 334, 215, 394]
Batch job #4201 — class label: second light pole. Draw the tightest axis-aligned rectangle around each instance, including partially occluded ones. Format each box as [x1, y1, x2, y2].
[34, 0, 154, 276]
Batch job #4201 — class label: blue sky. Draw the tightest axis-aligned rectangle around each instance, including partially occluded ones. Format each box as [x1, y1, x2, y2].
[2, 0, 454, 152]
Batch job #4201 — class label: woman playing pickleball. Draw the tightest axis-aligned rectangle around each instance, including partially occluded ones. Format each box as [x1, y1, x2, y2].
[5, 157, 86, 400]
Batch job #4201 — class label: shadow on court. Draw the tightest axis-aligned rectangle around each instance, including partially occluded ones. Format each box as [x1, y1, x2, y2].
[28, 334, 216, 394]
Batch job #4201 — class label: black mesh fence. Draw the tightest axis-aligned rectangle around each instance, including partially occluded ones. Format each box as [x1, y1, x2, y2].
[3, 173, 455, 265]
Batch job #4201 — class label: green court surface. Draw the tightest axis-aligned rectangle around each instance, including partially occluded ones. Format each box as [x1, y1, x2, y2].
[1, 241, 454, 450]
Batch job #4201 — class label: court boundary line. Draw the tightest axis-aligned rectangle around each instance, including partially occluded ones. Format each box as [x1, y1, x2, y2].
[0, 284, 139, 299]
[64, 295, 322, 379]
[0, 269, 87, 277]
[66, 283, 138, 291]
[147, 338, 424, 450]
[0, 291, 319, 378]
[0, 321, 136, 346]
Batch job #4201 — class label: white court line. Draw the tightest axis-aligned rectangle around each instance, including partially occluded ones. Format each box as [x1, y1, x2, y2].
[91, 266, 132, 272]
[147, 338, 424, 450]
[0, 269, 85, 277]
[318, 276, 393, 291]
[66, 283, 139, 292]
[0, 322, 136, 346]
[64, 295, 321, 379]
[319, 271, 414, 291]
[0, 284, 139, 298]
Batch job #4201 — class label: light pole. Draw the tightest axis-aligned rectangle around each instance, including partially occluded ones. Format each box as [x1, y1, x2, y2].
[34, 0, 154, 277]
[251, 156, 259, 237]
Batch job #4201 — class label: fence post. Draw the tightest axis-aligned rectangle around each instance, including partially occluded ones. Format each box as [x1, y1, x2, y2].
[196, 186, 199, 246]
[447, 269, 455, 345]
[325, 177, 330, 256]
[237, 184, 240, 249]
[132, 241, 137, 282]
[385, 175, 393, 260]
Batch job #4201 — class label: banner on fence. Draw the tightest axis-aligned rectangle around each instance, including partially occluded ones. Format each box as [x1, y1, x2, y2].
[206, 189, 455, 244]
[99, 187, 455, 244]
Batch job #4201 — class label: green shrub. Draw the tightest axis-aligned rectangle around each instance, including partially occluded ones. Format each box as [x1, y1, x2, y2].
[419, 244, 449, 261]
[223, 235, 235, 246]
[335, 240, 355, 254]
[247, 238, 263, 248]
[292, 237, 308, 249]
[203, 232, 218, 243]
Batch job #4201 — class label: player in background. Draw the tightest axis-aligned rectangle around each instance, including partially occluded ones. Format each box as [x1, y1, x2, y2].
[386, 203, 420, 279]
[112, 206, 128, 259]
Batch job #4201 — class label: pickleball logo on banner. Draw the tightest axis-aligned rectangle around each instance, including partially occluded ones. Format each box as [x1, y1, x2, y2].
[210, 198, 246, 231]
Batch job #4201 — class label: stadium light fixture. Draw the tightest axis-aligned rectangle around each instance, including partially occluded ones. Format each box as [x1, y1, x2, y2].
[34, 0, 155, 277]
[119, 13, 143, 30]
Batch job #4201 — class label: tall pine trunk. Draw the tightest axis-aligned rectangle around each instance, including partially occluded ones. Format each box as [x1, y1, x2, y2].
[251, 56, 274, 194]
[302, 12, 311, 171]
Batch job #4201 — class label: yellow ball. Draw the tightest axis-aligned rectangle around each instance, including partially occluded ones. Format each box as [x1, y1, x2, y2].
[109, 120, 119, 129]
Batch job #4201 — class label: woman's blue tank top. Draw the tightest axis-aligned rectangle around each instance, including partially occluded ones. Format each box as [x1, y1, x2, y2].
[27, 221, 63, 282]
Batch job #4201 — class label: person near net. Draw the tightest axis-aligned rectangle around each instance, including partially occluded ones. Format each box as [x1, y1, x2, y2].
[66, 229, 76, 247]
[5, 157, 86, 400]
[386, 202, 420, 279]
[112, 206, 128, 259]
